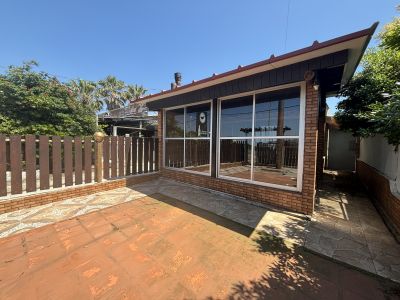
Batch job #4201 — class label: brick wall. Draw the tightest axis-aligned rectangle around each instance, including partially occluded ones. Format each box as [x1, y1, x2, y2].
[357, 160, 400, 237]
[157, 82, 319, 215]
[0, 173, 159, 215]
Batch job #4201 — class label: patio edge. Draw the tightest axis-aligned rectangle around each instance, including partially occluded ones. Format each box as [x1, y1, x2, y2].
[0, 172, 159, 215]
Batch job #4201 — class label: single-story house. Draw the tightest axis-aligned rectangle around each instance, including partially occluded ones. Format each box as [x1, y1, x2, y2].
[138, 23, 377, 215]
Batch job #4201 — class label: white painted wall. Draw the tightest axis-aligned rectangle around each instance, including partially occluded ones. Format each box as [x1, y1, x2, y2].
[359, 135, 400, 196]
[327, 128, 356, 171]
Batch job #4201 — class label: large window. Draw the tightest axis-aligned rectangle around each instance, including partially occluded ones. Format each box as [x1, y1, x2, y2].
[165, 102, 211, 174]
[219, 85, 304, 190]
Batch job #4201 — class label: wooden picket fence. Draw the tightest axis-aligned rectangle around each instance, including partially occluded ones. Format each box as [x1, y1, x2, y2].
[0, 135, 158, 197]
[102, 136, 159, 179]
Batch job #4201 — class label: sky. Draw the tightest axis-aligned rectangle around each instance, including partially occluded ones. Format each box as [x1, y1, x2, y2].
[0, 0, 398, 114]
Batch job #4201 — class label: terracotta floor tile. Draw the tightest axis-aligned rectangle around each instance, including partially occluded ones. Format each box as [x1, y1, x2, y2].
[60, 231, 93, 252]
[95, 230, 128, 250]
[0, 193, 399, 299]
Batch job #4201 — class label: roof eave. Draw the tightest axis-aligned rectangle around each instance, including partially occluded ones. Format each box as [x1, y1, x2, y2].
[139, 22, 378, 103]
[340, 22, 378, 87]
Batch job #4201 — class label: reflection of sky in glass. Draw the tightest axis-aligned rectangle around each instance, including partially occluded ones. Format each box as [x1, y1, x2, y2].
[220, 93, 300, 137]
[255, 97, 300, 136]
[220, 97, 253, 137]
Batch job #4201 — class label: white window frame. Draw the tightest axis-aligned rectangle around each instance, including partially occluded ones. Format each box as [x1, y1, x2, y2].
[163, 100, 213, 175]
[217, 82, 305, 192]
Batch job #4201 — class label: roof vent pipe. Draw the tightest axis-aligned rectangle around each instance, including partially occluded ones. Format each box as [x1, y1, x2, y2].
[175, 72, 182, 86]
[171, 72, 182, 90]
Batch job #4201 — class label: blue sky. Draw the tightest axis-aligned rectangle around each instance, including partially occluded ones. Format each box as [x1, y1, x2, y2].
[0, 0, 398, 113]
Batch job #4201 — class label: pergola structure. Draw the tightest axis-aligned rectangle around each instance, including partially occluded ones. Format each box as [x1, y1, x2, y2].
[98, 103, 157, 137]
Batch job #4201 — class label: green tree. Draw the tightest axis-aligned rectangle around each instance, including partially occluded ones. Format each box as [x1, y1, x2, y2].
[69, 79, 102, 111]
[380, 6, 400, 50]
[335, 10, 400, 147]
[126, 84, 147, 101]
[96, 75, 129, 111]
[0, 61, 98, 136]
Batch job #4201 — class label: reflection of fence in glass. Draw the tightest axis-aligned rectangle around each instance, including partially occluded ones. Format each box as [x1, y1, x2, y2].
[0, 135, 158, 197]
[220, 140, 251, 164]
[219, 139, 297, 168]
[185, 140, 210, 168]
[255, 141, 298, 168]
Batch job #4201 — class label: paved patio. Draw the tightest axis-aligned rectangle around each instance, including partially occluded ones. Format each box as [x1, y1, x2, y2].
[1, 176, 400, 284]
[0, 178, 308, 245]
[1, 193, 399, 299]
[305, 172, 400, 282]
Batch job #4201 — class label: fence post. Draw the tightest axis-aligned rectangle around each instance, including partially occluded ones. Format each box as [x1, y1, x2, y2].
[94, 132, 105, 183]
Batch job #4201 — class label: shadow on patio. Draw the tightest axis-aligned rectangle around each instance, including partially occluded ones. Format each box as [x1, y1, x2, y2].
[127, 178, 309, 245]
[207, 225, 400, 300]
[150, 193, 254, 237]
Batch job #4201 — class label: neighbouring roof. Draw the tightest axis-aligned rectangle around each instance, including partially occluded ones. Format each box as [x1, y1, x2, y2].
[138, 22, 378, 104]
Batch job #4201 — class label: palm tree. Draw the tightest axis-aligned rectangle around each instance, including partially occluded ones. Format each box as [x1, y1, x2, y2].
[96, 76, 128, 111]
[70, 79, 102, 111]
[126, 84, 147, 101]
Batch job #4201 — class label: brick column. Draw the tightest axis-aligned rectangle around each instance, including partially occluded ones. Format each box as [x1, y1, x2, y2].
[301, 82, 320, 214]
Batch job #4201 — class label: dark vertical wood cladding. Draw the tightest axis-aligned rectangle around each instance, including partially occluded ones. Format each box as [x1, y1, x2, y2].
[147, 50, 348, 110]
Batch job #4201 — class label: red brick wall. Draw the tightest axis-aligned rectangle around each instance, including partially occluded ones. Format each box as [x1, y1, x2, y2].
[357, 160, 400, 237]
[0, 173, 159, 215]
[157, 82, 319, 215]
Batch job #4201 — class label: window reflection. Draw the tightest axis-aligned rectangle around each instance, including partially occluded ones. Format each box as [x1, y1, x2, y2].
[220, 96, 253, 137]
[186, 103, 210, 137]
[253, 139, 298, 187]
[219, 139, 252, 180]
[164, 102, 211, 174]
[218, 86, 301, 188]
[255, 87, 300, 137]
[166, 108, 184, 138]
[185, 140, 210, 173]
[165, 140, 184, 168]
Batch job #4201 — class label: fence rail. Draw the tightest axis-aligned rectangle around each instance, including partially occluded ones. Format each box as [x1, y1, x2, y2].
[0, 134, 158, 197]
